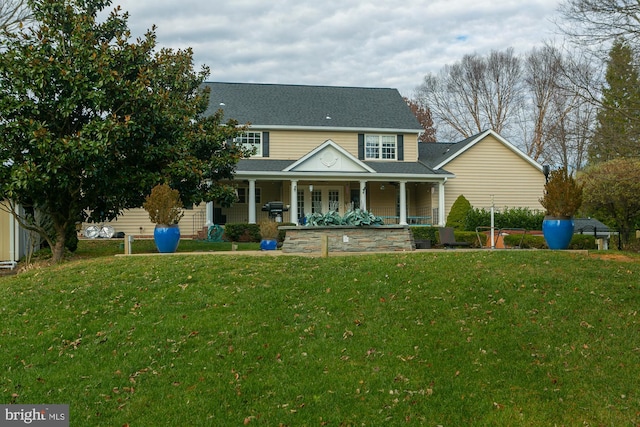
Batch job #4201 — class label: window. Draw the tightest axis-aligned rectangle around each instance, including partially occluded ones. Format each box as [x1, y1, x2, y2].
[236, 187, 261, 204]
[234, 131, 262, 157]
[297, 190, 305, 219]
[312, 190, 322, 214]
[329, 190, 340, 212]
[365, 135, 396, 160]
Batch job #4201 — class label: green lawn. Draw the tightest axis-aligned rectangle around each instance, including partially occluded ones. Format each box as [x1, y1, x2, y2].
[1, 243, 639, 425]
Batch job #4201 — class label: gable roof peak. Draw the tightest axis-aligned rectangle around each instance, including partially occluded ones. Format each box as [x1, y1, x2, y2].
[419, 130, 543, 172]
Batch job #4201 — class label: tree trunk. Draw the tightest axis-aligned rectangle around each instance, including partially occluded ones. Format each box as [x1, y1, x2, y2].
[51, 223, 67, 263]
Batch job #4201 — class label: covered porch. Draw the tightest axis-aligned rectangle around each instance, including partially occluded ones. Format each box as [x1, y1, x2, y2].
[205, 178, 448, 227]
[205, 139, 453, 227]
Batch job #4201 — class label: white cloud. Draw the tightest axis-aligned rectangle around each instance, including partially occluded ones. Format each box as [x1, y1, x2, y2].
[109, 0, 562, 96]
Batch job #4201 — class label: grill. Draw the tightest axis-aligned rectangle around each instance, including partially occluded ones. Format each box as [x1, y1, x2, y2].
[261, 201, 289, 222]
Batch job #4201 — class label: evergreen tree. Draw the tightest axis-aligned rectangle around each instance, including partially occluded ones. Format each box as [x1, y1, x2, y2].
[446, 195, 472, 230]
[589, 38, 640, 163]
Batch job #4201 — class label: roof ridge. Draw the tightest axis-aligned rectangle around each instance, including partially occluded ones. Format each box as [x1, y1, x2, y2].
[204, 82, 398, 91]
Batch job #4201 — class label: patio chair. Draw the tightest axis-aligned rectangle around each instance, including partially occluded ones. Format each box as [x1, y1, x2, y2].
[438, 227, 471, 248]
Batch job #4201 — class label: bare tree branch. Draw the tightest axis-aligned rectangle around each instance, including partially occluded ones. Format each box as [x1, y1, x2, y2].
[558, 0, 640, 55]
[0, 0, 31, 32]
[414, 49, 524, 140]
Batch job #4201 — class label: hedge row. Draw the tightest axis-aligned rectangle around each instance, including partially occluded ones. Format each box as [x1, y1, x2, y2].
[465, 207, 545, 232]
[222, 223, 295, 242]
[503, 233, 596, 249]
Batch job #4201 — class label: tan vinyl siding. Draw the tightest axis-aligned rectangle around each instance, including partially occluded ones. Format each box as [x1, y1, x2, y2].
[268, 130, 358, 159]
[402, 133, 418, 162]
[0, 203, 11, 261]
[264, 130, 419, 162]
[442, 135, 545, 216]
[80, 204, 207, 238]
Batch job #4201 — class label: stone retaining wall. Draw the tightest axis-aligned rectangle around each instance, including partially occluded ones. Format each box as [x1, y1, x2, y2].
[280, 225, 415, 253]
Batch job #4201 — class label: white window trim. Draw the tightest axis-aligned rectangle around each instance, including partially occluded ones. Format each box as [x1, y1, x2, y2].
[365, 134, 397, 160]
[235, 131, 262, 157]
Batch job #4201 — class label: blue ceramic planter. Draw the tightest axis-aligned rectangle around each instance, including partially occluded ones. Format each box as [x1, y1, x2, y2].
[154, 225, 181, 253]
[260, 239, 277, 251]
[542, 217, 574, 250]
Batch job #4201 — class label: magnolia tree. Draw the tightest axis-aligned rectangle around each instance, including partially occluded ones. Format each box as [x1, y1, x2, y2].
[0, 0, 247, 263]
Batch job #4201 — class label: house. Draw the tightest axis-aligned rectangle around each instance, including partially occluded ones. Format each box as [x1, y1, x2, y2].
[78, 82, 546, 238]
[419, 131, 546, 214]
[0, 202, 30, 269]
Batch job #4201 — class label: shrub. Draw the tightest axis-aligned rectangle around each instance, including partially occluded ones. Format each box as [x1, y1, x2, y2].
[436, 229, 480, 247]
[503, 233, 596, 249]
[504, 234, 545, 249]
[223, 223, 261, 242]
[569, 235, 596, 250]
[465, 207, 544, 231]
[499, 207, 545, 230]
[446, 195, 472, 230]
[410, 226, 437, 242]
[259, 220, 279, 240]
[540, 168, 583, 218]
[143, 184, 184, 225]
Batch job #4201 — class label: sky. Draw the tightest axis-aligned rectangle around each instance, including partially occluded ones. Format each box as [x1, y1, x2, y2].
[108, 0, 563, 97]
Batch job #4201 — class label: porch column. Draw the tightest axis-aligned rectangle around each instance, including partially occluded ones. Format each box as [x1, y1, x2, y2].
[359, 180, 367, 210]
[205, 201, 213, 226]
[205, 179, 213, 226]
[248, 179, 257, 224]
[399, 181, 408, 225]
[438, 180, 446, 226]
[290, 180, 298, 225]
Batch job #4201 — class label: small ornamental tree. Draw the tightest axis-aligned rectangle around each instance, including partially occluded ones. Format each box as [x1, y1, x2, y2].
[446, 195, 472, 230]
[539, 168, 583, 218]
[0, 0, 247, 263]
[143, 184, 184, 225]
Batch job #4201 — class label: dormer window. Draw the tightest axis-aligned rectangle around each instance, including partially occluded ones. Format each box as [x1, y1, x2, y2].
[235, 131, 262, 157]
[365, 135, 397, 160]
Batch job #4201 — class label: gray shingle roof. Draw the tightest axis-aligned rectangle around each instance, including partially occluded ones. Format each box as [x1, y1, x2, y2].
[203, 82, 422, 131]
[418, 134, 478, 168]
[236, 158, 445, 176]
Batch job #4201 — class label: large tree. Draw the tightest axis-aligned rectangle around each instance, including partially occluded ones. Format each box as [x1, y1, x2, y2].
[0, 0, 247, 263]
[404, 97, 436, 142]
[580, 158, 640, 245]
[557, 0, 640, 153]
[521, 44, 596, 171]
[588, 38, 640, 163]
[414, 48, 523, 141]
[414, 45, 594, 171]
[559, 0, 640, 50]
